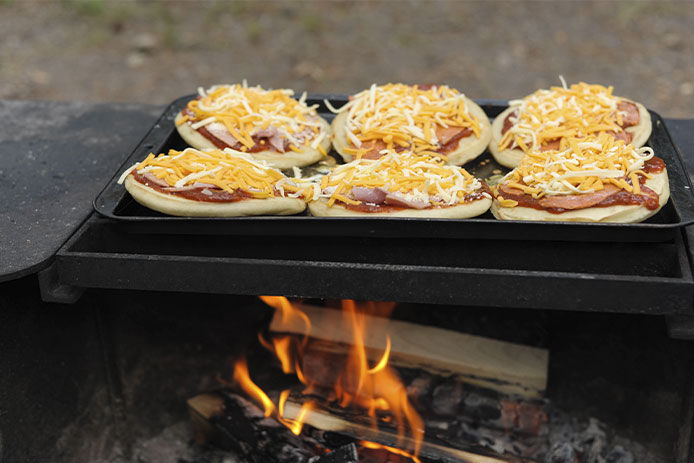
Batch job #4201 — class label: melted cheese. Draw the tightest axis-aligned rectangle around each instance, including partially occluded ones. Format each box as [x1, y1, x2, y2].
[500, 132, 655, 199]
[331, 83, 481, 156]
[319, 150, 484, 207]
[499, 82, 630, 152]
[119, 147, 313, 199]
[182, 84, 326, 150]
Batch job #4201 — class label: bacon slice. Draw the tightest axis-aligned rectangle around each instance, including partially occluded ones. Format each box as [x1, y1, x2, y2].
[537, 184, 620, 210]
[498, 183, 622, 211]
[607, 130, 634, 144]
[351, 187, 387, 204]
[383, 191, 429, 209]
[359, 140, 389, 159]
[617, 101, 640, 128]
[435, 125, 467, 145]
[205, 122, 241, 147]
[140, 172, 170, 188]
[254, 127, 287, 152]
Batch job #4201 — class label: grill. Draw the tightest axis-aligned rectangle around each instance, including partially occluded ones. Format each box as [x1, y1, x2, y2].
[2, 98, 694, 463]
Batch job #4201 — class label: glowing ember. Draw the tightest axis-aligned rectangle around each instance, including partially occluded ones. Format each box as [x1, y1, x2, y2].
[360, 440, 422, 463]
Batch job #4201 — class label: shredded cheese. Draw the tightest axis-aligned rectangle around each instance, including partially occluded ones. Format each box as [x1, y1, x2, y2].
[318, 150, 484, 207]
[499, 132, 655, 200]
[122, 147, 313, 199]
[500, 82, 632, 152]
[334, 83, 481, 157]
[183, 84, 326, 151]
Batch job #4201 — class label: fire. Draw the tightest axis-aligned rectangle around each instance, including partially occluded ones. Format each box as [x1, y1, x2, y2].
[232, 358, 274, 417]
[360, 441, 422, 463]
[278, 389, 315, 435]
[233, 296, 424, 459]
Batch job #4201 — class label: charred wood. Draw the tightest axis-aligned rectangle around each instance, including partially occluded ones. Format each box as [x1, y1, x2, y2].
[188, 390, 516, 463]
[311, 444, 359, 463]
[187, 391, 322, 463]
[269, 305, 548, 398]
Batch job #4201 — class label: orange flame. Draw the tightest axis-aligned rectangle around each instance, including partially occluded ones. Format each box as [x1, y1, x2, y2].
[232, 358, 274, 417]
[367, 335, 391, 374]
[360, 441, 422, 463]
[253, 296, 423, 459]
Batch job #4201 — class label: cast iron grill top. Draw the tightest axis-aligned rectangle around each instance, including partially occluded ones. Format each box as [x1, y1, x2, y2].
[93, 95, 694, 243]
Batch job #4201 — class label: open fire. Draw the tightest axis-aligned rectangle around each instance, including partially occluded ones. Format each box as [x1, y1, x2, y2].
[181, 296, 676, 463]
[233, 296, 424, 462]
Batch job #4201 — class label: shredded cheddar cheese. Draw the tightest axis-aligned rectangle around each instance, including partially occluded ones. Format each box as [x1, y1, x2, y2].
[182, 83, 326, 151]
[317, 150, 487, 207]
[499, 132, 655, 200]
[117, 147, 314, 199]
[330, 83, 481, 157]
[499, 82, 633, 153]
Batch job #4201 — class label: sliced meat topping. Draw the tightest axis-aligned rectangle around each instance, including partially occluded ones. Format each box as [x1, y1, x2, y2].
[498, 83, 643, 153]
[616, 101, 640, 128]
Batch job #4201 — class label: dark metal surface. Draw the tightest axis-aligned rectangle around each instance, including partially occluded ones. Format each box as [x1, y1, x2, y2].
[47, 214, 694, 315]
[0, 100, 163, 283]
[94, 96, 694, 242]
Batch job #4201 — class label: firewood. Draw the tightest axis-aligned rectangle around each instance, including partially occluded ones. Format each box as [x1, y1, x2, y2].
[298, 343, 548, 439]
[188, 390, 524, 463]
[187, 391, 322, 463]
[281, 397, 524, 463]
[269, 304, 548, 398]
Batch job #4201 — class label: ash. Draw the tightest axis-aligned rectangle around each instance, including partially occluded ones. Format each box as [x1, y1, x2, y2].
[46, 295, 688, 462]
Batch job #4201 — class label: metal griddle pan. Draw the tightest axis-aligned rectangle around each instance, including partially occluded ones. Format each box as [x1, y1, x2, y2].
[94, 94, 694, 242]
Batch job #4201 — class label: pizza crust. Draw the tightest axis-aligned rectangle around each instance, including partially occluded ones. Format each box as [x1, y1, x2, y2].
[491, 169, 669, 223]
[489, 99, 653, 169]
[175, 113, 332, 170]
[308, 196, 492, 218]
[331, 96, 492, 166]
[124, 175, 306, 217]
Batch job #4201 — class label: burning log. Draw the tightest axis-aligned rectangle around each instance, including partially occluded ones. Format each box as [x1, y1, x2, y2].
[281, 397, 523, 463]
[187, 391, 323, 463]
[314, 443, 359, 463]
[299, 344, 547, 439]
[269, 304, 548, 398]
[187, 389, 517, 463]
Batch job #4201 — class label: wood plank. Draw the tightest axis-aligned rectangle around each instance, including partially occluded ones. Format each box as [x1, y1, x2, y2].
[282, 400, 518, 463]
[269, 304, 548, 397]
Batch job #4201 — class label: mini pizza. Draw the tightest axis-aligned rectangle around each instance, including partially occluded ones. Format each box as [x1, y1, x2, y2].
[491, 133, 669, 223]
[308, 150, 492, 218]
[175, 83, 332, 169]
[328, 83, 492, 166]
[118, 147, 311, 217]
[490, 81, 652, 168]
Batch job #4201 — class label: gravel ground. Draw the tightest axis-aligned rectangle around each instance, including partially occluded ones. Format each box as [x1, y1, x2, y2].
[1, 0, 693, 117]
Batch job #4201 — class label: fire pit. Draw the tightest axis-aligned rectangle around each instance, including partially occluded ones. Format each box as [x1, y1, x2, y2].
[1, 100, 693, 463]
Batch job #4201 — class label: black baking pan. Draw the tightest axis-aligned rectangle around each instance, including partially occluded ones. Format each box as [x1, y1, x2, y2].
[94, 94, 694, 242]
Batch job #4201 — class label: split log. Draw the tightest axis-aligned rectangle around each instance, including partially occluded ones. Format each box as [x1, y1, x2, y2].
[188, 390, 520, 463]
[281, 398, 521, 463]
[187, 391, 322, 463]
[299, 343, 548, 439]
[269, 304, 548, 398]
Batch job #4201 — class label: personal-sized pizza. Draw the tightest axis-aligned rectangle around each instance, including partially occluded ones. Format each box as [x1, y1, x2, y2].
[491, 133, 669, 223]
[175, 83, 332, 169]
[490, 81, 652, 168]
[308, 150, 492, 218]
[118, 147, 312, 217]
[329, 83, 492, 166]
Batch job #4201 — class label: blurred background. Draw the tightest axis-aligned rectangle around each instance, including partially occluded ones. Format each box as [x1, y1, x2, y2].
[1, 0, 692, 117]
